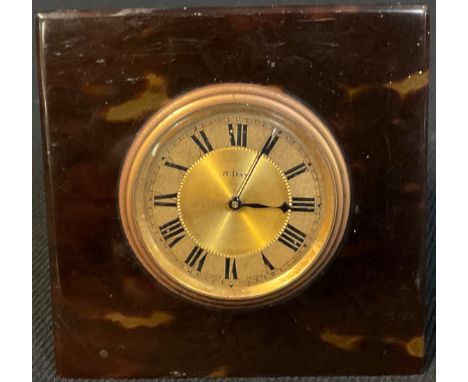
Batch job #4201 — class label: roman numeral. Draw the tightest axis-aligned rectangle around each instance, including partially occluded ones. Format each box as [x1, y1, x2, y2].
[191, 130, 213, 154]
[261, 253, 275, 271]
[153, 193, 177, 207]
[224, 258, 238, 279]
[278, 224, 307, 251]
[164, 161, 188, 172]
[260, 133, 280, 155]
[290, 197, 315, 212]
[284, 162, 307, 180]
[159, 217, 185, 248]
[228, 123, 247, 147]
[185, 246, 207, 272]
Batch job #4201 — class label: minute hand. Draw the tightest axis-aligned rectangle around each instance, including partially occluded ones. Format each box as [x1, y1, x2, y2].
[234, 132, 280, 199]
[234, 151, 263, 200]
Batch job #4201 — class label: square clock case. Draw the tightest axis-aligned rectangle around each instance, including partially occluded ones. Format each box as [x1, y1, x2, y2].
[37, 5, 430, 378]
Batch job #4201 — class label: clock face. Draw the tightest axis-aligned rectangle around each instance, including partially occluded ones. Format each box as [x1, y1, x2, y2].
[119, 84, 350, 308]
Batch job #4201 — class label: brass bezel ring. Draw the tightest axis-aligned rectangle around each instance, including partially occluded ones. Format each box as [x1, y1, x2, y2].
[119, 83, 351, 309]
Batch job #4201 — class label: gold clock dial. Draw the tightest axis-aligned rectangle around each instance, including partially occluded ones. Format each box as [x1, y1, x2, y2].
[178, 146, 291, 257]
[119, 84, 350, 308]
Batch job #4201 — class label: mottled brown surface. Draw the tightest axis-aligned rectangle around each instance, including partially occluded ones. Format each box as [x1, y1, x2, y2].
[37, 6, 429, 378]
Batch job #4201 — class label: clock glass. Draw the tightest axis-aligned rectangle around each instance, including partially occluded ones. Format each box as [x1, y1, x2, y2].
[119, 84, 350, 308]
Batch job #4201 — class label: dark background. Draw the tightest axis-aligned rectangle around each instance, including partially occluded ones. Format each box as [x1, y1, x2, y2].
[32, 0, 435, 381]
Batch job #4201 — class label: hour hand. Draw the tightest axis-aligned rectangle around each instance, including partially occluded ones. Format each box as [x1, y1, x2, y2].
[240, 201, 290, 213]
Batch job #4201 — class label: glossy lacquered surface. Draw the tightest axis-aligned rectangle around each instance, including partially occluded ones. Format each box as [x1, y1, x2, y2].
[37, 5, 429, 378]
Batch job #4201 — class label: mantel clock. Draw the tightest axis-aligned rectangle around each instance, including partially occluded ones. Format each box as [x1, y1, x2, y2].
[37, 5, 429, 378]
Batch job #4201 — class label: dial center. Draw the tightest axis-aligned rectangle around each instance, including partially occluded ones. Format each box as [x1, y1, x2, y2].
[228, 197, 241, 210]
[178, 147, 291, 257]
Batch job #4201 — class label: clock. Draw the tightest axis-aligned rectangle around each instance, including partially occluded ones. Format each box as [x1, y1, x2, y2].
[119, 83, 350, 308]
[37, 6, 430, 377]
